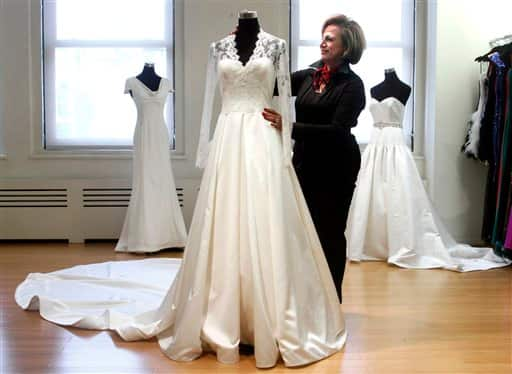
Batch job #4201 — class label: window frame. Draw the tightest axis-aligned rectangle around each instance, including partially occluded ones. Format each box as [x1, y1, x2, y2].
[32, 0, 185, 158]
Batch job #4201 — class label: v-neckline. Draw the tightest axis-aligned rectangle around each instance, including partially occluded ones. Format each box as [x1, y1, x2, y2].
[134, 77, 164, 95]
[231, 29, 264, 67]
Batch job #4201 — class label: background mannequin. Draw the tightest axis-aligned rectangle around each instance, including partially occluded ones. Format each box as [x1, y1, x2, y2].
[136, 62, 162, 91]
[235, 10, 260, 65]
[370, 68, 411, 105]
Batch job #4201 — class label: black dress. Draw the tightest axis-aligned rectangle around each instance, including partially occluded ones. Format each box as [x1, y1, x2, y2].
[291, 60, 365, 303]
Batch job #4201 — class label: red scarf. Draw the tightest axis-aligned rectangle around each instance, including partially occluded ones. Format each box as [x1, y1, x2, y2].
[312, 64, 332, 91]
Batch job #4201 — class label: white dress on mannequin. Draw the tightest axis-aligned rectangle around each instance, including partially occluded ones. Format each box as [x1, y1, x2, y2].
[346, 96, 510, 271]
[115, 77, 187, 253]
[16, 31, 345, 368]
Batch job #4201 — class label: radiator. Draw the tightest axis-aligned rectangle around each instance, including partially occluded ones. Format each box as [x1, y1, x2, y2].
[0, 178, 199, 243]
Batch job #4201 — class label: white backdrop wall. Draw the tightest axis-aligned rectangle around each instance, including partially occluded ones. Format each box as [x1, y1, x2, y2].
[425, 0, 512, 243]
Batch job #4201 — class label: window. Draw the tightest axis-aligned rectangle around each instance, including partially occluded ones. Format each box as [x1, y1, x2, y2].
[42, 0, 174, 149]
[290, 0, 415, 144]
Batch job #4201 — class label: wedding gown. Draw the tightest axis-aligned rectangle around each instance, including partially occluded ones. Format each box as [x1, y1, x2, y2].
[15, 31, 346, 368]
[115, 77, 187, 253]
[346, 96, 510, 271]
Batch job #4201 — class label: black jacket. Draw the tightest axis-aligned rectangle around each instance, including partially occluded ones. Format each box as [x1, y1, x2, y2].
[290, 60, 365, 168]
[291, 60, 365, 139]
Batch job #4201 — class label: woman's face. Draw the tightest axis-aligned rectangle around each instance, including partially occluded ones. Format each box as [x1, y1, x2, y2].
[320, 25, 344, 65]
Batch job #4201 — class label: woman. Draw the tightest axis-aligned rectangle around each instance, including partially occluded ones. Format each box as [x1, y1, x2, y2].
[263, 14, 366, 303]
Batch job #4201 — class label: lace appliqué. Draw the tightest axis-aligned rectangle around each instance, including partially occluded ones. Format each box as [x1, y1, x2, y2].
[253, 31, 282, 64]
[213, 36, 237, 61]
[215, 31, 283, 65]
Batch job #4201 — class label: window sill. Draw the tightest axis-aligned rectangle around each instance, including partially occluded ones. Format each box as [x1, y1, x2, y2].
[29, 150, 187, 160]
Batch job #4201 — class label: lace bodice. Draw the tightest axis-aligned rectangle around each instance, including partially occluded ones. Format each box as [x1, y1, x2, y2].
[214, 30, 284, 64]
[196, 30, 292, 168]
[369, 97, 405, 129]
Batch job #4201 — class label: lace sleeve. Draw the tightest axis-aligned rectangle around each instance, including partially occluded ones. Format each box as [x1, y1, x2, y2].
[276, 40, 293, 167]
[195, 43, 218, 168]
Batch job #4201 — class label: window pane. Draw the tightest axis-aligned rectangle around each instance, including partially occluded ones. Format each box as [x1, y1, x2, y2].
[299, 0, 336, 41]
[56, 0, 167, 41]
[352, 48, 404, 89]
[51, 47, 168, 146]
[339, 1, 403, 43]
[299, 0, 404, 42]
[297, 46, 320, 70]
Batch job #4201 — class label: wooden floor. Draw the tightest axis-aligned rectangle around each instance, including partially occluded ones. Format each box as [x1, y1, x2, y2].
[1, 242, 511, 373]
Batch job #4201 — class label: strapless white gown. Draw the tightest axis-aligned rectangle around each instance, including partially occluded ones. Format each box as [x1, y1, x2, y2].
[346, 97, 510, 271]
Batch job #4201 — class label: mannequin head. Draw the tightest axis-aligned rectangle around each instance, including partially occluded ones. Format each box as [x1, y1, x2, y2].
[320, 14, 366, 66]
[142, 62, 155, 73]
[238, 10, 257, 19]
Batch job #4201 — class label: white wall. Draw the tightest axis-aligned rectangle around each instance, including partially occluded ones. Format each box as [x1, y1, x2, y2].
[427, 0, 512, 242]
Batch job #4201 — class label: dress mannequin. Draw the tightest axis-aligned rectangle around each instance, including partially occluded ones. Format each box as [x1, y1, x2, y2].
[234, 10, 260, 65]
[370, 68, 411, 105]
[135, 62, 162, 92]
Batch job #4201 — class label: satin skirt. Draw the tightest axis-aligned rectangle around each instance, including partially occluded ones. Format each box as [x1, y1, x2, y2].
[16, 110, 346, 368]
[346, 126, 510, 271]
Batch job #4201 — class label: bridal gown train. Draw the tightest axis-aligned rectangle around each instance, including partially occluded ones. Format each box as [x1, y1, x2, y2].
[115, 77, 187, 253]
[345, 97, 510, 271]
[15, 31, 346, 368]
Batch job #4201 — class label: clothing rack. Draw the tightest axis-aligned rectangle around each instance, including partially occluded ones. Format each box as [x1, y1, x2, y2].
[472, 41, 512, 259]
[465, 41, 512, 260]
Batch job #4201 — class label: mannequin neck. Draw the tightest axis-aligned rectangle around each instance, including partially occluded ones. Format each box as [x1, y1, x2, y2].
[136, 63, 161, 91]
[140, 64, 158, 77]
[384, 69, 400, 82]
[234, 17, 261, 65]
[237, 17, 260, 37]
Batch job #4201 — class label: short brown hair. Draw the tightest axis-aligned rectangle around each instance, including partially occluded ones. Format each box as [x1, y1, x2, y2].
[322, 14, 366, 64]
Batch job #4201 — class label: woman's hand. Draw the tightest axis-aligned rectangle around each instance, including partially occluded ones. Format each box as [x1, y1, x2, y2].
[262, 108, 283, 131]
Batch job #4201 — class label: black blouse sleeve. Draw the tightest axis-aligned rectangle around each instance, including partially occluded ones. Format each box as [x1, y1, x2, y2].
[292, 77, 366, 139]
